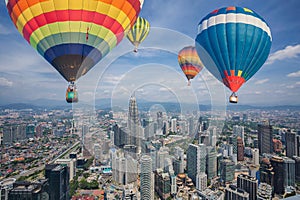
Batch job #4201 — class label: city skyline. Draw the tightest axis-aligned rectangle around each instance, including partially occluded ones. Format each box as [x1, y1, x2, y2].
[0, 0, 299, 106]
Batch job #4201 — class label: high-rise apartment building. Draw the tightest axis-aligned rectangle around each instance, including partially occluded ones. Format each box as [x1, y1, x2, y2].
[140, 155, 154, 200]
[258, 123, 273, 155]
[225, 185, 249, 200]
[257, 183, 272, 200]
[252, 148, 260, 166]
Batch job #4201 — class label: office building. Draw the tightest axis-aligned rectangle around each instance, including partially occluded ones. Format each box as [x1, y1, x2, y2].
[54, 159, 76, 181]
[283, 157, 295, 188]
[187, 143, 206, 185]
[285, 130, 297, 158]
[292, 156, 300, 182]
[156, 147, 170, 169]
[9, 179, 48, 200]
[270, 156, 284, 194]
[237, 136, 244, 161]
[233, 125, 245, 144]
[112, 153, 138, 185]
[154, 169, 171, 200]
[225, 185, 249, 200]
[45, 164, 69, 200]
[140, 155, 154, 200]
[0, 178, 16, 200]
[257, 183, 272, 200]
[258, 123, 273, 155]
[260, 158, 274, 187]
[206, 146, 217, 180]
[237, 174, 258, 200]
[220, 159, 235, 183]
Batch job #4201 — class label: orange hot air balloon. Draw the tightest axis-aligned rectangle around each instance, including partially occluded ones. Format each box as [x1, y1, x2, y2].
[178, 46, 204, 86]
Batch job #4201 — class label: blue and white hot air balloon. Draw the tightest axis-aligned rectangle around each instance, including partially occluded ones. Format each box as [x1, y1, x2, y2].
[195, 6, 272, 103]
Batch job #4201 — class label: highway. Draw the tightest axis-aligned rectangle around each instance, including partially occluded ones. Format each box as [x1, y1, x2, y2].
[12, 141, 80, 180]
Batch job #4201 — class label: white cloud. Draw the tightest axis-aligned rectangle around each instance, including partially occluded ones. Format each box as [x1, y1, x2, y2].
[254, 79, 269, 85]
[0, 77, 13, 87]
[266, 44, 300, 65]
[287, 70, 300, 78]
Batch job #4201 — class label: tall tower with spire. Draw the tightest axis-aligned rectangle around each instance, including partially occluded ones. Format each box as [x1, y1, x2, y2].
[127, 95, 141, 152]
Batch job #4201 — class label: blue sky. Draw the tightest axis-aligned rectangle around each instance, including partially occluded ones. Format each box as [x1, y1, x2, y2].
[0, 0, 299, 106]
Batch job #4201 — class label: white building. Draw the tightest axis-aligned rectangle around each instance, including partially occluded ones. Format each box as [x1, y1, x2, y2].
[140, 155, 154, 200]
[55, 159, 76, 181]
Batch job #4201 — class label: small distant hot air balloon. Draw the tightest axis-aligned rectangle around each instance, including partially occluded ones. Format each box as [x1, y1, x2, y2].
[195, 6, 272, 103]
[127, 16, 150, 52]
[178, 46, 204, 86]
[6, 0, 143, 103]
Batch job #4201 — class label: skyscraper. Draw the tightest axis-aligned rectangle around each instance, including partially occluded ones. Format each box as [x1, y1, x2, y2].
[220, 159, 235, 183]
[45, 164, 69, 200]
[258, 123, 273, 155]
[252, 148, 260, 166]
[292, 156, 300, 182]
[237, 136, 244, 161]
[128, 95, 141, 151]
[270, 156, 284, 195]
[171, 118, 177, 133]
[285, 130, 296, 158]
[154, 169, 171, 200]
[112, 153, 138, 185]
[283, 157, 295, 189]
[233, 125, 245, 144]
[187, 143, 207, 187]
[237, 174, 258, 200]
[206, 146, 217, 180]
[259, 158, 274, 187]
[140, 155, 154, 200]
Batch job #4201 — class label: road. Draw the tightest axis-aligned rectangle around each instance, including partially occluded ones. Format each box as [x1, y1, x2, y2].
[12, 141, 80, 180]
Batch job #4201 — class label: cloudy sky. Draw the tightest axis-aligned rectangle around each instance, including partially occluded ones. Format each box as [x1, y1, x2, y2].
[0, 0, 299, 107]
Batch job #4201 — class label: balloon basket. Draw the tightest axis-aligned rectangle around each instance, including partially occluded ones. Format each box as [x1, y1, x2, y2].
[66, 82, 79, 103]
[229, 93, 238, 103]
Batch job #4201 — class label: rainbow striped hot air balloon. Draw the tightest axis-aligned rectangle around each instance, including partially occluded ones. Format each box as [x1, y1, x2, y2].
[126, 16, 150, 52]
[195, 6, 272, 103]
[178, 46, 204, 86]
[6, 0, 143, 103]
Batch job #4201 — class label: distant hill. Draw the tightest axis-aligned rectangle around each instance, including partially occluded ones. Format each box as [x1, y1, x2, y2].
[1, 98, 299, 112]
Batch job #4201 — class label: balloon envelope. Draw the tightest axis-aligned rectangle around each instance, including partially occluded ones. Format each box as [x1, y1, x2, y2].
[195, 6, 272, 92]
[126, 16, 150, 52]
[178, 46, 204, 82]
[6, 0, 143, 82]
